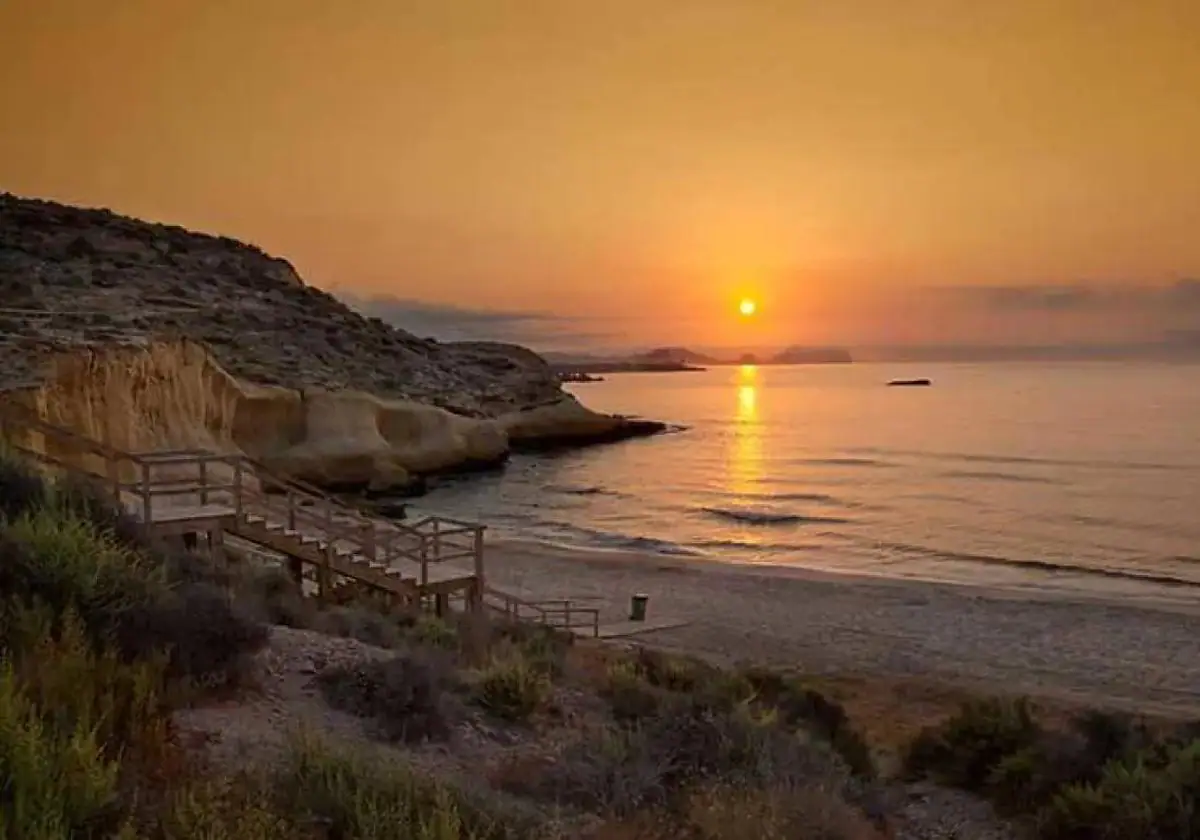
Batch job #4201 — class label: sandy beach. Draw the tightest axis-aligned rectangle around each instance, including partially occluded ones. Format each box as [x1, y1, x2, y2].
[486, 538, 1200, 720]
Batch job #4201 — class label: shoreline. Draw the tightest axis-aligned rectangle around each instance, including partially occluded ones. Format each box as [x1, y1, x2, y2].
[484, 536, 1200, 717]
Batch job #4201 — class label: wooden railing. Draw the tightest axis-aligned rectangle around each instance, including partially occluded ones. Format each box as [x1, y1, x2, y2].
[0, 401, 607, 636]
[0, 400, 486, 590]
[483, 586, 601, 637]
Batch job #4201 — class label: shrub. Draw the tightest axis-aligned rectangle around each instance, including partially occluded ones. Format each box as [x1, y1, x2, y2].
[318, 603, 406, 649]
[155, 776, 295, 840]
[603, 660, 663, 723]
[677, 783, 886, 840]
[473, 653, 551, 722]
[318, 655, 453, 743]
[517, 694, 847, 817]
[0, 450, 48, 522]
[905, 697, 1040, 791]
[116, 581, 269, 688]
[0, 606, 172, 840]
[411, 612, 459, 650]
[0, 664, 127, 840]
[1038, 739, 1200, 840]
[635, 647, 713, 693]
[276, 733, 542, 840]
[495, 619, 572, 678]
[4, 607, 168, 766]
[740, 666, 874, 778]
[52, 472, 145, 552]
[0, 510, 165, 651]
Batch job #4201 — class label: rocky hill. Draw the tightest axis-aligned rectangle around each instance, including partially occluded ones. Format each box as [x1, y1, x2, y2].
[0, 193, 664, 492]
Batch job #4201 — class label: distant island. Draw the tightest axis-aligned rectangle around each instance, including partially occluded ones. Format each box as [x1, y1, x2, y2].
[551, 345, 853, 377]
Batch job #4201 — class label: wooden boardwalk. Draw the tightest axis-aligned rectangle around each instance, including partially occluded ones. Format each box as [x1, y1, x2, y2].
[0, 400, 601, 635]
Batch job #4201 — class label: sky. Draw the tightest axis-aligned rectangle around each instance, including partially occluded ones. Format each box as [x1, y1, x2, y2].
[2, 0, 1199, 354]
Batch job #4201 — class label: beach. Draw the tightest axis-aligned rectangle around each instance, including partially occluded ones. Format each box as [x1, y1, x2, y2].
[487, 538, 1200, 720]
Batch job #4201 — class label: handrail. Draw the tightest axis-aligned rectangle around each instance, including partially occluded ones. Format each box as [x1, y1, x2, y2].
[0, 402, 523, 623]
[483, 585, 601, 637]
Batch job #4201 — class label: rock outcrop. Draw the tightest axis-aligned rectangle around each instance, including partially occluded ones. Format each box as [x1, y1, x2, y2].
[0, 194, 666, 492]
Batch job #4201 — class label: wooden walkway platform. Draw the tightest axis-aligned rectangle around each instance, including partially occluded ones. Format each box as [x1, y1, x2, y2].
[0, 400, 603, 635]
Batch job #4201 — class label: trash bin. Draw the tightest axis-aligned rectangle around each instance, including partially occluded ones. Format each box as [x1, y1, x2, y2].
[630, 593, 649, 622]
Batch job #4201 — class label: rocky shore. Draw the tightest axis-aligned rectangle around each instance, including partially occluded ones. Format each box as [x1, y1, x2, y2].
[0, 193, 667, 492]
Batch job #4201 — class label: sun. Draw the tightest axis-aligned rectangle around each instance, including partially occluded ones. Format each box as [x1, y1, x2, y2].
[738, 298, 757, 317]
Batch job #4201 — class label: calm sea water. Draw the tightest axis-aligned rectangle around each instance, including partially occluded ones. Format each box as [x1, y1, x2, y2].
[411, 363, 1200, 595]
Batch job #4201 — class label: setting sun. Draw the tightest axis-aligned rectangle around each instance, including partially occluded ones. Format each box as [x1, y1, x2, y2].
[738, 298, 757, 317]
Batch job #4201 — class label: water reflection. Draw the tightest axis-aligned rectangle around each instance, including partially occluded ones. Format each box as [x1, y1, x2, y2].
[729, 365, 762, 494]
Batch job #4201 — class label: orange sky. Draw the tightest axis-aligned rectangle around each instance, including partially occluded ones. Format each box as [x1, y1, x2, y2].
[2, 1, 1199, 350]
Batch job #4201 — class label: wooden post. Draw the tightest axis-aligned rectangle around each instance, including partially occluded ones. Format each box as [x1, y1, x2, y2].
[473, 526, 485, 605]
[363, 520, 376, 562]
[420, 536, 429, 588]
[233, 459, 244, 519]
[319, 500, 334, 605]
[565, 600, 572, 630]
[286, 490, 296, 531]
[140, 460, 152, 535]
[198, 457, 209, 505]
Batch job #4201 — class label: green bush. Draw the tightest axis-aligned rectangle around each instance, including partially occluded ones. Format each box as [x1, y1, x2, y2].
[905, 697, 1040, 790]
[0, 606, 169, 840]
[473, 653, 551, 722]
[495, 620, 572, 678]
[411, 612, 459, 650]
[0, 665, 127, 840]
[155, 776, 296, 840]
[0, 510, 165, 649]
[603, 660, 663, 723]
[740, 666, 875, 778]
[511, 693, 848, 818]
[276, 733, 542, 840]
[318, 655, 454, 743]
[1038, 740, 1200, 839]
[117, 581, 269, 688]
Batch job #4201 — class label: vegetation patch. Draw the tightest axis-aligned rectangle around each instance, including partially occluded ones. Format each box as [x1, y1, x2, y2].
[903, 695, 1200, 838]
[318, 655, 456, 743]
[472, 651, 552, 722]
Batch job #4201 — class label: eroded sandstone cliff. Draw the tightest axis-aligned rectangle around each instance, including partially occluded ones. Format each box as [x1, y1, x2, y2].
[0, 194, 664, 492]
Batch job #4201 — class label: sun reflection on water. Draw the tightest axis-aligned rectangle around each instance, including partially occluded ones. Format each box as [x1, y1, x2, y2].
[729, 365, 762, 495]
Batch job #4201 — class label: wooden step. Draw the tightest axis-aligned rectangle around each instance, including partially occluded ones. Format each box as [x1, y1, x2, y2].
[244, 514, 266, 525]
[264, 522, 284, 533]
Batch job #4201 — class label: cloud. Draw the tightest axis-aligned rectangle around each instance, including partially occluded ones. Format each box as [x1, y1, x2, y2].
[335, 292, 615, 350]
[939, 279, 1200, 314]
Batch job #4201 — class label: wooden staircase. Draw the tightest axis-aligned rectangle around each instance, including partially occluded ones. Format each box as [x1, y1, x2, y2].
[0, 398, 601, 635]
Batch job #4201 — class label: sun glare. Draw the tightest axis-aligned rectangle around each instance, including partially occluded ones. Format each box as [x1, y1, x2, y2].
[738, 298, 757, 317]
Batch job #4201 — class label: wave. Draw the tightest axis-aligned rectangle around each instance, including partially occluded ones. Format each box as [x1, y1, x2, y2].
[700, 506, 851, 526]
[848, 446, 1195, 472]
[547, 483, 620, 497]
[794, 457, 893, 468]
[942, 470, 1062, 485]
[839, 535, 1200, 589]
[548, 524, 702, 556]
[691, 538, 801, 552]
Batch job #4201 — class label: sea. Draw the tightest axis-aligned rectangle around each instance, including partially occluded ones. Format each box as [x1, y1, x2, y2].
[408, 362, 1200, 597]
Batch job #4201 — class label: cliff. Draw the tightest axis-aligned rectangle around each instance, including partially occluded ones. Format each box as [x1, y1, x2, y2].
[0, 194, 665, 492]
